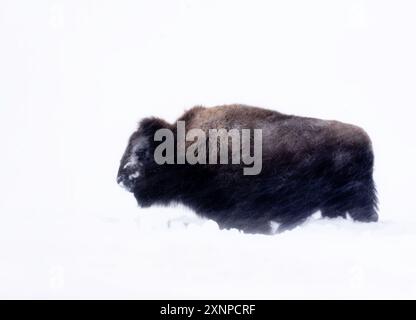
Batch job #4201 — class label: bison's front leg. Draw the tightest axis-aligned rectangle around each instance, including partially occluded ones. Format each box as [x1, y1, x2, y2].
[216, 216, 273, 235]
[276, 210, 315, 233]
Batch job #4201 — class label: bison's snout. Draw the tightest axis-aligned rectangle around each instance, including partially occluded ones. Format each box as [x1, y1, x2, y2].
[117, 164, 141, 192]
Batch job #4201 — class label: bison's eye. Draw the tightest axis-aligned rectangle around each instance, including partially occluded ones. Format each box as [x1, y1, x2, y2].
[135, 149, 147, 160]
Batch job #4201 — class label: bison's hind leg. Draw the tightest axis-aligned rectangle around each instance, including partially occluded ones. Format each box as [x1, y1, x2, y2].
[324, 146, 378, 223]
[323, 174, 378, 223]
[348, 172, 378, 222]
[321, 207, 347, 219]
[320, 195, 349, 219]
[347, 176, 378, 222]
[349, 205, 378, 222]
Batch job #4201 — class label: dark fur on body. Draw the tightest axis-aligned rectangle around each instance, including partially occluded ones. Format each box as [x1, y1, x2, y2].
[117, 104, 378, 233]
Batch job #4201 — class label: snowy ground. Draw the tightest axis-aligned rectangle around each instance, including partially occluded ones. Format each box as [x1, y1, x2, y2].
[1, 0, 416, 299]
[2, 209, 416, 299]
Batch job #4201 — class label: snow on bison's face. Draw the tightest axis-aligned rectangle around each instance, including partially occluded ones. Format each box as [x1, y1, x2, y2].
[116, 118, 172, 207]
[116, 130, 149, 193]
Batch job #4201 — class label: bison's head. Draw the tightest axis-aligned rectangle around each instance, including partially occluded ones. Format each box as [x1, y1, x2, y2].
[117, 117, 171, 206]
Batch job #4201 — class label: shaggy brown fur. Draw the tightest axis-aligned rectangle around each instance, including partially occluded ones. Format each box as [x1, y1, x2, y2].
[117, 104, 378, 233]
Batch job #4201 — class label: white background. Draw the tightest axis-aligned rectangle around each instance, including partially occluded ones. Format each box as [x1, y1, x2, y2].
[1, 0, 416, 299]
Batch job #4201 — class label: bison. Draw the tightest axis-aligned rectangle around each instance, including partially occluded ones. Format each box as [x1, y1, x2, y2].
[117, 104, 378, 233]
